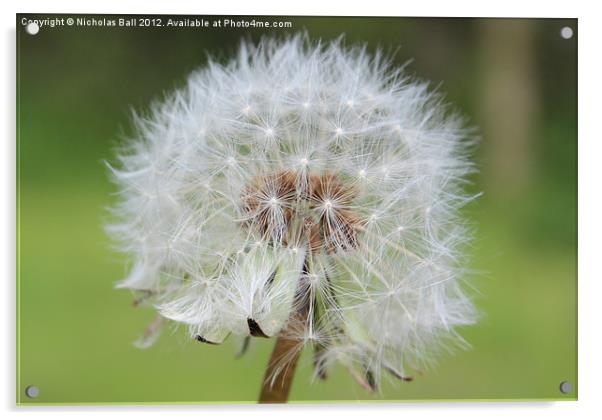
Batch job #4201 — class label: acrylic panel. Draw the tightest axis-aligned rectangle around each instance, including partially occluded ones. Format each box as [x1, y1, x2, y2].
[16, 14, 577, 404]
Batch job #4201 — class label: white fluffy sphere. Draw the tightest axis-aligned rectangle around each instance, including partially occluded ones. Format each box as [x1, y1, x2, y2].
[108, 35, 478, 389]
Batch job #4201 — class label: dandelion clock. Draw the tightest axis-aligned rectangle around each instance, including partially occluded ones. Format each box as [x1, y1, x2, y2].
[107, 35, 478, 403]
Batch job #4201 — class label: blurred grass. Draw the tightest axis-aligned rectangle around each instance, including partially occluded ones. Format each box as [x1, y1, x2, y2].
[17, 15, 577, 403]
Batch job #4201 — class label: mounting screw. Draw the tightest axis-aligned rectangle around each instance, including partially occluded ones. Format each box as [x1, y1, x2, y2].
[25, 385, 39, 399]
[560, 27, 573, 40]
[559, 381, 573, 394]
[25, 22, 39, 35]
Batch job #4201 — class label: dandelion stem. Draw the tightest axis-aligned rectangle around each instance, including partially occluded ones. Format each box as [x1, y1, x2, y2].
[258, 254, 311, 403]
[257, 326, 305, 403]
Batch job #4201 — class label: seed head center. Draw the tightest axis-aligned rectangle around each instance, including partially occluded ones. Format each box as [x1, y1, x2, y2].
[241, 170, 359, 253]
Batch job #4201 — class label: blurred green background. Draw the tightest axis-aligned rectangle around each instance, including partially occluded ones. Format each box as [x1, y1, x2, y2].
[16, 15, 577, 404]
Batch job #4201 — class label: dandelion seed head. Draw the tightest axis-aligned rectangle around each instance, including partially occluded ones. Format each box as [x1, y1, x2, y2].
[108, 34, 478, 390]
